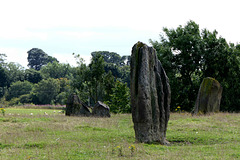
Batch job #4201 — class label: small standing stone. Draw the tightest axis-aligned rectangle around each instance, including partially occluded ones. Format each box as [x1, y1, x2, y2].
[193, 77, 222, 115]
[92, 101, 111, 117]
[66, 94, 91, 116]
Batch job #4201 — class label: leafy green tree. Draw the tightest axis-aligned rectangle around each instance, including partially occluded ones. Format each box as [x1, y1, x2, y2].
[0, 61, 24, 89]
[72, 53, 130, 108]
[104, 63, 122, 78]
[27, 48, 58, 70]
[71, 54, 91, 103]
[5, 62, 25, 84]
[150, 21, 202, 110]
[0, 53, 7, 66]
[55, 92, 67, 105]
[105, 80, 130, 113]
[0, 66, 9, 87]
[120, 65, 130, 87]
[6, 81, 33, 101]
[92, 51, 130, 66]
[88, 53, 105, 103]
[219, 44, 240, 111]
[0, 54, 9, 97]
[55, 78, 71, 105]
[19, 94, 32, 104]
[0, 66, 9, 97]
[92, 51, 130, 86]
[150, 20, 240, 112]
[40, 61, 73, 79]
[24, 69, 42, 83]
[34, 78, 60, 104]
[103, 71, 115, 101]
[91, 51, 122, 65]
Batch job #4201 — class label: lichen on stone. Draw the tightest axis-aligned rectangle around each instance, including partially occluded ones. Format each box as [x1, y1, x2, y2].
[193, 77, 222, 115]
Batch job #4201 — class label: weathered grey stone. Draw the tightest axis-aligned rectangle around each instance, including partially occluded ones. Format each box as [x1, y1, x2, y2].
[92, 101, 111, 117]
[65, 94, 91, 116]
[130, 42, 171, 145]
[193, 77, 222, 115]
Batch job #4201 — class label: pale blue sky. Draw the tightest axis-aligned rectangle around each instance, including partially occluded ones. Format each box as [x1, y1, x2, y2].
[1, 0, 240, 67]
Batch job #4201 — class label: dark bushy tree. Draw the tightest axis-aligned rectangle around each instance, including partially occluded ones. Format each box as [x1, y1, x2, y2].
[5, 62, 25, 84]
[72, 53, 131, 110]
[105, 80, 130, 113]
[24, 69, 42, 84]
[0, 54, 9, 97]
[6, 81, 33, 101]
[40, 61, 73, 79]
[150, 20, 240, 112]
[34, 78, 60, 104]
[0, 66, 9, 97]
[88, 53, 105, 103]
[27, 48, 58, 71]
[92, 51, 130, 86]
[91, 51, 122, 65]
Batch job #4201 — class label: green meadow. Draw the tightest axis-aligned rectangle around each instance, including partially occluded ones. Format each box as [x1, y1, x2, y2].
[0, 108, 240, 160]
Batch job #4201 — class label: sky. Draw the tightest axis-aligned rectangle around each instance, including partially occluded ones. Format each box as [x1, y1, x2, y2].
[1, 0, 240, 68]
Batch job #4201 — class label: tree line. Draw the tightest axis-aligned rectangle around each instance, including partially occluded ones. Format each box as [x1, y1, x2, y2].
[0, 49, 131, 113]
[1, 20, 239, 112]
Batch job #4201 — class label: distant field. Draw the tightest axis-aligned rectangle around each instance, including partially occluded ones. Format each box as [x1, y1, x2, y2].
[0, 108, 239, 159]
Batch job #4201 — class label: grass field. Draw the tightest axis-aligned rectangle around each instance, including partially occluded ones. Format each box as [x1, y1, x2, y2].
[0, 108, 240, 160]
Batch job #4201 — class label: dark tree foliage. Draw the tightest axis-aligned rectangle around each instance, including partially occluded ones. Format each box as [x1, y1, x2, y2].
[72, 53, 130, 111]
[6, 81, 33, 101]
[88, 53, 105, 103]
[0, 66, 9, 97]
[150, 20, 240, 112]
[34, 78, 60, 104]
[27, 48, 59, 71]
[24, 69, 43, 84]
[91, 51, 122, 65]
[103, 71, 115, 101]
[105, 80, 130, 113]
[91, 51, 130, 66]
[91, 51, 130, 86]
[104, 63, 122, 78]
[0, 54, 9, 97]
[0, 66, 9, 87]
[40, 61, 73, 79]
[5, 62, 25, 84]
[0, 53, 7, 66]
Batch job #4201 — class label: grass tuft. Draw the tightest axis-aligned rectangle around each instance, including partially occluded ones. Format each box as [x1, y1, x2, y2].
[24, 142, 47, 149]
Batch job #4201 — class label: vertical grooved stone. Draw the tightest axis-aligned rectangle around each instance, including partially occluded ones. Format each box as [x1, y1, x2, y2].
[130, 42, 171, 145]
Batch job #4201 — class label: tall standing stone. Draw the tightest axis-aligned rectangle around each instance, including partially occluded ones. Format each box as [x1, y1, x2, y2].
[193, 77, 222, 115]
[130, 42, 171, 145]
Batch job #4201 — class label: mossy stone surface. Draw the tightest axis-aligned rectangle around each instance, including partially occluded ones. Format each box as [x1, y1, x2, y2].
[193, 77, 222, 115]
